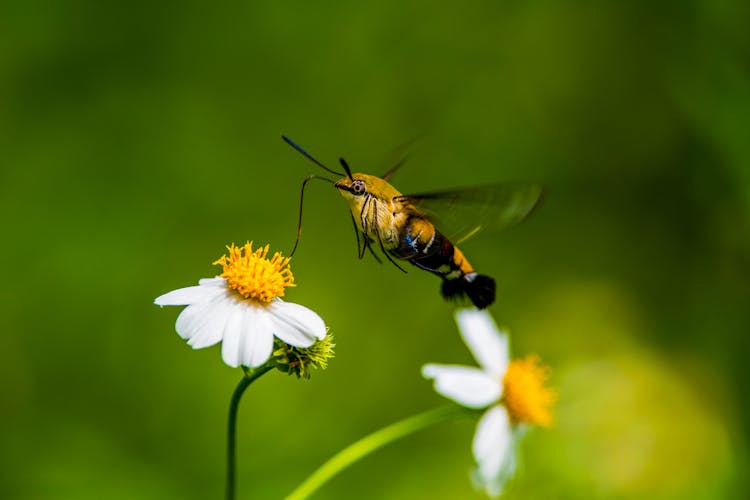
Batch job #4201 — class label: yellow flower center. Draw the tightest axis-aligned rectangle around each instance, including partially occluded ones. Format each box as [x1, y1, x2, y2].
[502, 355, 556, 427]
[213, 242, 295, 304]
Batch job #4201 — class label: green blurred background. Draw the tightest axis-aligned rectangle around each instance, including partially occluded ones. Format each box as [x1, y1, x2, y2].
[2, 0, 748, 498]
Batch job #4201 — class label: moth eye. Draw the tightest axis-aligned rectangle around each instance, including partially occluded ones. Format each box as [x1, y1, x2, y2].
[352, 181, 366, 195]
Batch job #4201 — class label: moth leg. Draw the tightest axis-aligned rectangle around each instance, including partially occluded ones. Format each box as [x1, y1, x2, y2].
[364, 237, 383, 264]
[357, 197, 383, 264]
[350, 212, 364, 259]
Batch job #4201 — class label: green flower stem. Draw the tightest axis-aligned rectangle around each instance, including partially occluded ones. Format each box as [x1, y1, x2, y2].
[226, 363, 275, 500]
[286, 405, 462, 500]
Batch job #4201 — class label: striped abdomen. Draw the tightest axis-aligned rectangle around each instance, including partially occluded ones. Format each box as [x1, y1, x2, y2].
[391, 215, 496, 309]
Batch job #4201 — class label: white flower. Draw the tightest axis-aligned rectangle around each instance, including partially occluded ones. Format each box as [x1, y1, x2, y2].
[423, 309, 554, 497]
[155, 243, 326, 368]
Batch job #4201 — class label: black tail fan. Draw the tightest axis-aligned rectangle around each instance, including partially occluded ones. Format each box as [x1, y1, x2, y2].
[441, 274, 496, 309]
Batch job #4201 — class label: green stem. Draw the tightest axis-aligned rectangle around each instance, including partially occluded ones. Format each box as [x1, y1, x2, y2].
[226, 364, 274, 500]
[286, 405, 461, 500]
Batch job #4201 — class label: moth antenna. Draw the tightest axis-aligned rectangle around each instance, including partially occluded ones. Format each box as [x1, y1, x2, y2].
[282, 135, 345, 177]
[289, 174, 333, 258]
[339, 157, 354, 181]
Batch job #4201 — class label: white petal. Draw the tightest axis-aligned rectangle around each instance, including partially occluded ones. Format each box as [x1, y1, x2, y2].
[455, 309, 509, 378]
[198, 277, 226, 287]
[184, 299, 233, 349]
[186, 299, 231, 349]
[184, 298, 235, 349]
[268, 300, 326, 346]
[175, 302, 213, 341]
[174, 304, 202, 340]
[238, 309, 275, 368]
[422, 364, 501, 409]
[221, 305, 248, 368]
[174, 290, 230, 339]
[154, 280, 226, 306]
[472, 406, 514, 496]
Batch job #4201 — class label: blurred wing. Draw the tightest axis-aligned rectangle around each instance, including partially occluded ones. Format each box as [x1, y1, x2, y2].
[394, 183, 543, 244]
[378, 137, 422, 181]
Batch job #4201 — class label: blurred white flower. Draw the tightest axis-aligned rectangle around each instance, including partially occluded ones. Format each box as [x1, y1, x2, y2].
[155, 242, 326, 368]
[423, 309, 555, 497]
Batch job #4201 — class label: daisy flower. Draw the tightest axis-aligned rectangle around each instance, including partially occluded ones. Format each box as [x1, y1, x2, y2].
[422, 309, 555, 497]
[155, 242, 326, 368]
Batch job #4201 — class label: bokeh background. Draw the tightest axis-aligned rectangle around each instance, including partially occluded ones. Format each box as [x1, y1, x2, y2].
[2, 1, 748, 498]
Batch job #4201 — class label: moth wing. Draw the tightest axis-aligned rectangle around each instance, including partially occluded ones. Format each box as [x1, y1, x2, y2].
[394, 183, 543, 244]
[378, 137, 422, 181]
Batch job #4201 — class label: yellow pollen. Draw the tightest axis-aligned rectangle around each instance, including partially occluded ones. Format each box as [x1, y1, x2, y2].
[213, 242, 295, 304]
[502, 355, 556, 427]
